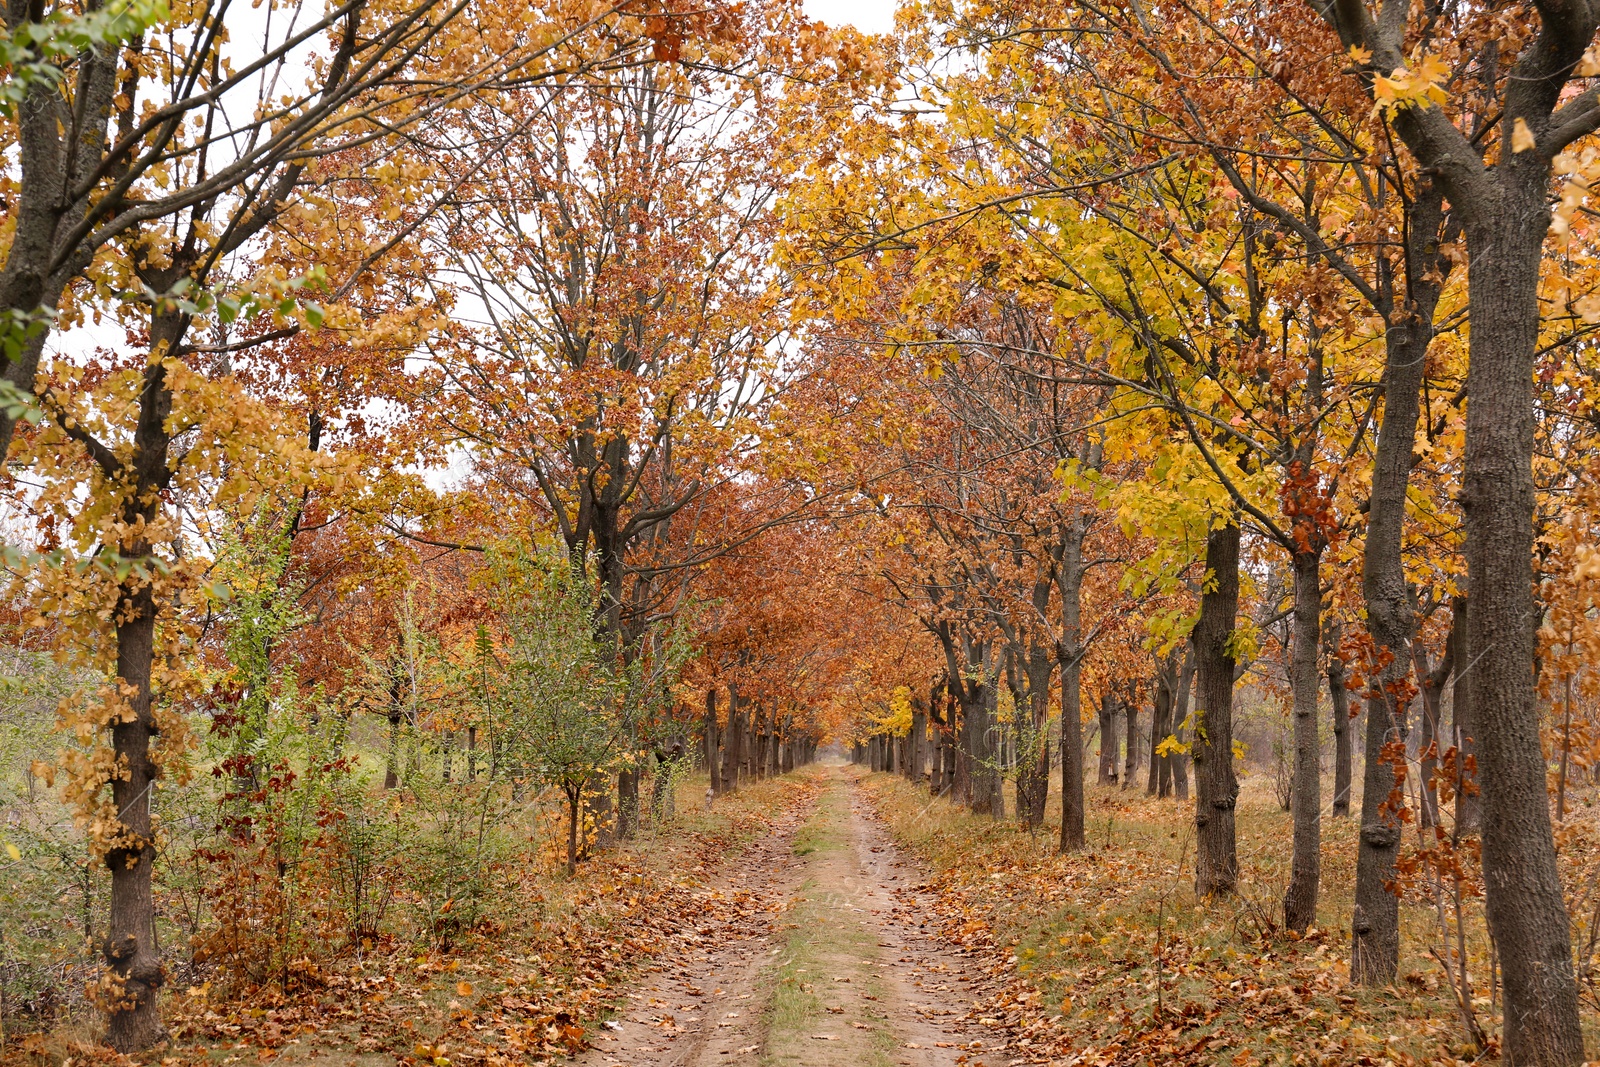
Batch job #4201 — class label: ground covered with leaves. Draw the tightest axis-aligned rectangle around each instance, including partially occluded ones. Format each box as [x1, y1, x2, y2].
[858, 772, 1600, 1067]
[1, 775, 817, 1067]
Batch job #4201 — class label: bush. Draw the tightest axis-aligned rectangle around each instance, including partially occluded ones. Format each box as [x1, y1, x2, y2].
[395, 774, 518, 951]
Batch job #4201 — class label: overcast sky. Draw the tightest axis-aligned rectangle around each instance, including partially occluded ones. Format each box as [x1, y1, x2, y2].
[802, 0, 897, 35]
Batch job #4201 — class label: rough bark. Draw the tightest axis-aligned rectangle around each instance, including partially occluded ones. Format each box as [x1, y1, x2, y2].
[1307, 0, 1597, 1036]
[1351, 658, 1407, 983]
[1449, 597, 1478, 832]
[1019, 611, 1054, 830]
[1283, 549, 1323, 933]
[1413, 614, 1456, 831]
[0, 28, 127, 457]
[962, 672, 1000, 818]
[616, 768, 640, 839]
[101, 344, 182, 1052]
[1351, 238, 1432, 983]
[1172, 647, 1194, 801]
[1192, 520, 1241, 898]
[1462, 215, 1583, 1063]
[1327, 628, 1352, 817]
[106, 564, 164, 1051]
[704, 688, 722, 796]
[1056, 518, 1089, 850]
[1148, 659, 1173, 797]
[1122, 687, 1139, 788]
[384, 711, 402, 790]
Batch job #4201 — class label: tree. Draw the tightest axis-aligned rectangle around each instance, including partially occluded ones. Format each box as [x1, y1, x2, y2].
[5, 0, 651, 1046]
[1306, 2, 1600, 1057]
[491, 544, 623, 877]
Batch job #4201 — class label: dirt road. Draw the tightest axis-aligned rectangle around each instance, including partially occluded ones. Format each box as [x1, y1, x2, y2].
[579, 766, 1002, 1067]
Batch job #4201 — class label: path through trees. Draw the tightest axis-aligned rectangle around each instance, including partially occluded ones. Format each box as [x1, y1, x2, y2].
[580, 765, 997, 1067]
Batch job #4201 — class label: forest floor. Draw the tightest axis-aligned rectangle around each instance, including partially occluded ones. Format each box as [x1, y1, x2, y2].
[854, 766, 1600, 1067]
[13, 761, 1600, 1067]
[1, 771, 836, 1067]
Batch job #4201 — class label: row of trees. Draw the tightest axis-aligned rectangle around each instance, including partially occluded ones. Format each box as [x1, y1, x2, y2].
[8, 0, 1600, 1060]
[766, 0, 1600, 1062]
[0, 0, 855, 1050]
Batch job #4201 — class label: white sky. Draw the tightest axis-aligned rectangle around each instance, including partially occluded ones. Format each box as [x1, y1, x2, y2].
[802, 0, 898, 35]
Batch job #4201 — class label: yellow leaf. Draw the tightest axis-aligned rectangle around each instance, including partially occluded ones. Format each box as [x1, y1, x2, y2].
[1348, 44, 1373, 64]
[1417, 54, 1450, 84]
[5, 843, 19, 861]
[1582, 47, 1600, 77]
[456, 981, 474, 997]
[1513, 117, 1537, 154]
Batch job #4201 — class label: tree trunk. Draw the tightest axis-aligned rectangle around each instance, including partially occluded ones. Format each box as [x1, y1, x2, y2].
[705, 688, 722, 796]
[651, 750, 672, 822]
[1148, 661, 1172, 797]
[384, 712, 402, 790]
[1172, 647, 1193, 801]
[1192, 520, 1241, 898]
[1097, 692, 1117, 785]
[910, 705, 927, 784]
[1284, 549, 1323, 933]
[754, 715, 766, 779]
[1461, 215, 1582, 1063]
[1122, 688, 1138, 788]
[953, 726, 968, 802]
[1450, 597, 1477, 832]
[1018, 643, 1051, 829]
[1328, 637, 1352, 817]
[105, 579, 164, 1051]
[1413, 618, 1456, 831]
[1058, 523, 1088, 851]
[963, 681, 996, 817]
[566, 787, 580, 877]
[467, 725, 477, 781]
[744, 711, 757, 781]
[587, 776, 613, 851]
[617, 768, 640, 838]
[985, 685, 1004, 819]
[1345, 180, 1450, 985]
[724, 689, 743, 792]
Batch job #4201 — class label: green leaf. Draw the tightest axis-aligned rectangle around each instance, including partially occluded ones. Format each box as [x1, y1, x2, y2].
[0, 378, 40, 425]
